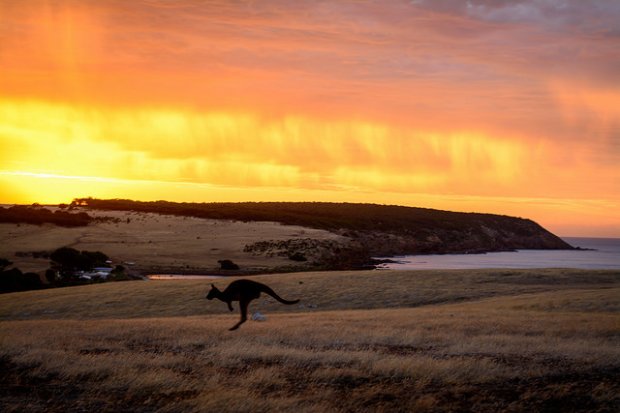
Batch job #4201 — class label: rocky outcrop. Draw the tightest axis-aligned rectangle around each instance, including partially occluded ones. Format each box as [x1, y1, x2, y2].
[244, 238, 359, 268]
[346, 217, 572, 257]
[244, 217, 573, 270]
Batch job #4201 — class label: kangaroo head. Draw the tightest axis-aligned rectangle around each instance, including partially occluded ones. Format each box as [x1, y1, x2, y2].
[206, 283, 219, 300]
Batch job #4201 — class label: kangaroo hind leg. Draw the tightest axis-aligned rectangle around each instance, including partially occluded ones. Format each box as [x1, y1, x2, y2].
[229, 299, 249, 331]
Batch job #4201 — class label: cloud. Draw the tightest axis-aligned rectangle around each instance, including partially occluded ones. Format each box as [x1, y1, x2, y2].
[0, 99, 533, 194]
[413, 0, 620, 31]
[4, 98, 619, 202]
[0, 1, 618, 235]
[2, 0, 618, 135]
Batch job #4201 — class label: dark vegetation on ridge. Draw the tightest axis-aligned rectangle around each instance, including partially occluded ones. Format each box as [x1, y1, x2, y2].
[73, 197, 567, 238]
[0, 205, 94, 227]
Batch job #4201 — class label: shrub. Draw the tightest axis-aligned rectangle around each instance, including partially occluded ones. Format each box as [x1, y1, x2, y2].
[288, 252, 307, 262]
[50, 247, 110, 272]
[218, 259, 240, 270]
[0, 267, 42, 293]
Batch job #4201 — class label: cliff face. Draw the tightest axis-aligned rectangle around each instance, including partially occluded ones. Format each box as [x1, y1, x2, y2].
[347, 216, 572, 257]
[243, 214, 573, 269]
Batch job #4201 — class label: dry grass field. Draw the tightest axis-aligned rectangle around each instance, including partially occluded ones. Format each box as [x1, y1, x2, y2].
[0, 211, 343, 274]
[1, 269, 619, 412]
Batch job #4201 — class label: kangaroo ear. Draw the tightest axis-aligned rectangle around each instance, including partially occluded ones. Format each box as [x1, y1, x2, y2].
[211, 283, 215, 288]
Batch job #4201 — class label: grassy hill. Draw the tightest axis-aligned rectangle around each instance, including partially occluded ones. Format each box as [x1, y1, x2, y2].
[74, 198, 567, 239]
[1, 199, 574, 275]
[1, 269, 618, 412]
[73, 198, 573, 268]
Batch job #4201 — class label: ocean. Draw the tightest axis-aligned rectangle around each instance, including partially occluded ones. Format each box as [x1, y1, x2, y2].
[376, 237, 620, 270]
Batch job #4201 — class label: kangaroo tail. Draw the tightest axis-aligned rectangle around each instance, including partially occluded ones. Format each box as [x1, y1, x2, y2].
[262, 285, 300, 305]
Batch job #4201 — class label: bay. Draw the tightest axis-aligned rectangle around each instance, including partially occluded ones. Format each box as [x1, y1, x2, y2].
[377, 237, 620, 270]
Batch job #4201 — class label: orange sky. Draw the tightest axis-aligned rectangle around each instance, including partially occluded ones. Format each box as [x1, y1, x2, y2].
[1, 0, 619, 237]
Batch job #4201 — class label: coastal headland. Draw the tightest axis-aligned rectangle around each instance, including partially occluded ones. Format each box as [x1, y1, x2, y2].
[1, 199, 573, 276]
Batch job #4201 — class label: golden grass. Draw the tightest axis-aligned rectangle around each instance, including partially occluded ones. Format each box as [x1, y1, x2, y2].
[1, 268, 617, 320]
[0, 210, 343, 273]
[1, 269, 619, 412]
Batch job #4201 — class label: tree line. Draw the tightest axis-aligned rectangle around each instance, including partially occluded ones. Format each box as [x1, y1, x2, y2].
[0, 205, 94, 227]
[73, 197, 546, 236]
[1, 247, 129, 294]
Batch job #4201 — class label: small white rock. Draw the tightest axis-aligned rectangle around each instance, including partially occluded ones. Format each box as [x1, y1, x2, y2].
[251, 312, 267, 321]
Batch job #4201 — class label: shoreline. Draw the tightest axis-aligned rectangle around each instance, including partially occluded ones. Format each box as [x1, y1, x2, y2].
[147, 272, 297, 280]
[147, 274, 225, 280]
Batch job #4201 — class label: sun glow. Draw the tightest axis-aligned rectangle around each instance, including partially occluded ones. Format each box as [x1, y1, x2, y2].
[0, 99, 529, 196]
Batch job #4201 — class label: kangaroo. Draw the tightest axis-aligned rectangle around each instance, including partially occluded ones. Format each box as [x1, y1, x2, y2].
[206, 279, 300, 331]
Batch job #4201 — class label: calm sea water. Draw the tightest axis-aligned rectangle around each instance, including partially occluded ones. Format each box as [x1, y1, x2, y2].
[376, 237, 620, 270]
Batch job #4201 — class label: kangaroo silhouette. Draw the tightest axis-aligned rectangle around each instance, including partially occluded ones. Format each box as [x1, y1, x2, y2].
[206, 279, 300, 331]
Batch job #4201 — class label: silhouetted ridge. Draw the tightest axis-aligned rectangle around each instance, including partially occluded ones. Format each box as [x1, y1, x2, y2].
[0, 205, 94, 227]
